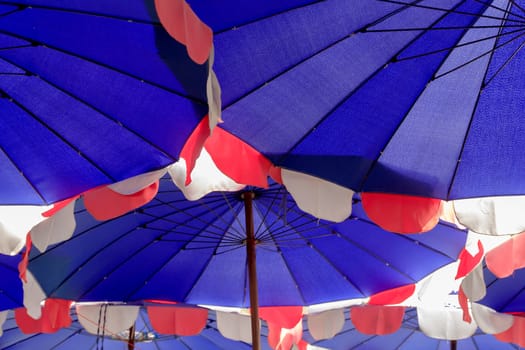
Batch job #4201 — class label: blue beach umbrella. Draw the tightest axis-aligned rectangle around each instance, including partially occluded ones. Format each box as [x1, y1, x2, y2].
[3, 0, 525, 206]
[151, 0, 525, 201]
[24, 176, 467, 349]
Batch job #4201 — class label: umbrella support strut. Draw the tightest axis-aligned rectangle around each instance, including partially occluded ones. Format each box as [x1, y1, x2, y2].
[450, 340, 457, 350]
[243, 191, 261, 350]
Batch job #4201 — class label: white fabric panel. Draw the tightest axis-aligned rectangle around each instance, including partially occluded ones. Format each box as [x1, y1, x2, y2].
[30, 200, 76, 253]
[307, 309, 344, 341]
[108, 168, 167, 195]
[454, 196, 525, 235]
[417, 306, 477, 340]
[417, 262, 460, 305]
[0, 205, 51, 255]
[216, 311, 254, 344]
[471, 303, 513, 334]
[23, 271, 47, 319]
[461, 263, 486, 302]
[76, 304, 139, 335]
[281, 169, 353, 223]
[207, 45, 222, 130]
[0, 311, 7, 336]
[169, 150, 244, 200]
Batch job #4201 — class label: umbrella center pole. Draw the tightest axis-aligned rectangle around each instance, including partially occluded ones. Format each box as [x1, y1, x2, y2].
[127, 324, 135, 350]
[450, 340, 457, 350]
[242, 191, 261, 350]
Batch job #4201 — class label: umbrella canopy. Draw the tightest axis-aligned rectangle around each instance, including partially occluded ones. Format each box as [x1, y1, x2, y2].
[3, 0, 525, 206]
[0, 0, 210, 205]
[174, 0, 525, 200]
[25, 176, 466, 308]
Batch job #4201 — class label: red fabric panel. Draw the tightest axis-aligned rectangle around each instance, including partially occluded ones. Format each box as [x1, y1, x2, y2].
[147, 306, 207, 336]
[351, 305, 405, 335]
[486, 233, 525, 278]
[458, 286, 472, 323]
[269, 166, 283, 184]
[15, 299, 72, 334]
[455, 240, 484, 279]
[154, 0, 212, 64]
[18, 234, 32, 283]
[368, 284, 415, 305]
[495, 315, 525, 346]
[41, 196, 78, 217]
[259, 306, 303, 329]
[83, 181, 159, 220]
[180, 116, 211, 185]
[361, 193, 442, 233]
[205, 127, 272, 188]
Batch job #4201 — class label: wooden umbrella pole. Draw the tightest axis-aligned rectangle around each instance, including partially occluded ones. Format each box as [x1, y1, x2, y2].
[127, 323, 135, 350]
[450, 340, 457, 350]
[243, 191, 261, 350]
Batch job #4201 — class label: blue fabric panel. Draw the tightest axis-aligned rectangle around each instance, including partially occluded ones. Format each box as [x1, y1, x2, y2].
[480, 266, 525, 313]
[365, 4, 501, 198]
[451, 11, 525, 198]
[188, 0, 316, 32]
[0, 96, 110, 204]
[214, 0, 398, 106]
[0, 45, 204, 203]
[279, 244, 365, 305]
[283, 0, 488, 191]
[184, 246, 247, 306]
[0, 8, 208, 101]
[0, 33, 30, 49]
[11, 0, 160, 22]
[0, 255, 22, 311]
[0, 58, 24, 73]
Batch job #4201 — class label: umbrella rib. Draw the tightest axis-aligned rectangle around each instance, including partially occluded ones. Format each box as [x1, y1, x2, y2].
[396, 27, 525, 62]
[377, 0, 525, 22]
[283, 0, 473, 169]
[483, 32, 525, 86]
[253, 187, 286, 239]
[503, 0, 525, 17]
[143, 197, 245, 241]
[0, 5, 22, 18]
[125, 207, 241, 301]
[0, 44, 32, 51]
[434, 29, 525, 80]
[446, 0, 512, 199]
